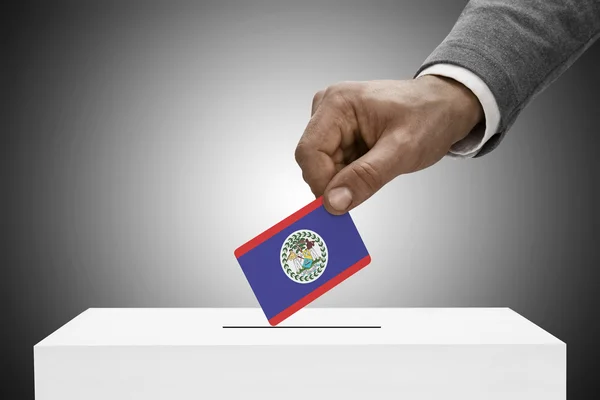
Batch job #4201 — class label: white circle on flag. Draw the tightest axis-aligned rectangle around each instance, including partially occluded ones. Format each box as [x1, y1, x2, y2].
[280, 229, 328, 284]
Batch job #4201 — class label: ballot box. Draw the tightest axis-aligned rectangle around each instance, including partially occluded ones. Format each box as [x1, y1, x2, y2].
[34, 308, 565, 399]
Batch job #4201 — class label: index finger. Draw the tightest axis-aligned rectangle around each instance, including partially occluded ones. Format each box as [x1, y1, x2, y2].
[294, 105, 346, 197]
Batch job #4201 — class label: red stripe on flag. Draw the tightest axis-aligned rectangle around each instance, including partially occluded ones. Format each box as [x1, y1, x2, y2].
[268, 254, 372, 326]
[234, 197, 324, 258]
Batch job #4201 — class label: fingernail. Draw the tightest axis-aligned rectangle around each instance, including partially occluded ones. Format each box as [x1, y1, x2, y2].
[327, 187, 352, 212]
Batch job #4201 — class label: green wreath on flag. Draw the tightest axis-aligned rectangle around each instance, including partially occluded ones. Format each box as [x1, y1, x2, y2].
[281, 231, 327, 282]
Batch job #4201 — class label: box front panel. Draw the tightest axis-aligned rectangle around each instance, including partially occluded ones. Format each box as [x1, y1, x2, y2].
[34, 344, 565, 400]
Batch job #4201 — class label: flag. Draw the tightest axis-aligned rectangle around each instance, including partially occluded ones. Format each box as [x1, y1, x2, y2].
[234, 197, 371, 326]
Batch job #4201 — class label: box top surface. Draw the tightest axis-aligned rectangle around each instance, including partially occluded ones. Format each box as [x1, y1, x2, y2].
[36, 308, 563, 347]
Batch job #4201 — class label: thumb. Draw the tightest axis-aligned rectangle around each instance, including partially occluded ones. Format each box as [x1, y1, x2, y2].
[322, 135, 402, 215]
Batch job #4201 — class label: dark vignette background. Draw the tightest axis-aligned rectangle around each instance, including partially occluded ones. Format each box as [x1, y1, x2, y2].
[3, 0, 599, 398]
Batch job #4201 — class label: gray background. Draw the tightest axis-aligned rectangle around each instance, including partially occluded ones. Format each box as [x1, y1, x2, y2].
[4, 0, 599, 397]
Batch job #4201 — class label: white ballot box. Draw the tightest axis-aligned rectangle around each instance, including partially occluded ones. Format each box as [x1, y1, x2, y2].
[34, 308, 565, 399]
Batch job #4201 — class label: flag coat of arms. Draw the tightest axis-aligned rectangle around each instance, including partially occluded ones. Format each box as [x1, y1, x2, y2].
[234, 197, 371, 326]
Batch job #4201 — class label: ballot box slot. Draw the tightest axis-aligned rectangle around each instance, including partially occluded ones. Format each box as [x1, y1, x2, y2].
[222, 325, 382, 329]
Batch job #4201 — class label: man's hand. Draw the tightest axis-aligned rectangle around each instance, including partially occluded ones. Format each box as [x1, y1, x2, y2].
[294, 76, 484, 214]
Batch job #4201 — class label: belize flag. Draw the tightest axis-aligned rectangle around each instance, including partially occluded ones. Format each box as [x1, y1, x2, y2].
[234, 197, 371, 326]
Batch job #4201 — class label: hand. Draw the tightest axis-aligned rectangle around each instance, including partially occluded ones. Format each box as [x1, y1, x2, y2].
[294, 76, 484, 214]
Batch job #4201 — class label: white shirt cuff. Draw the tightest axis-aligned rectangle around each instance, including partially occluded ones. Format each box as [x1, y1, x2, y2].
[417, 64, 501, 158]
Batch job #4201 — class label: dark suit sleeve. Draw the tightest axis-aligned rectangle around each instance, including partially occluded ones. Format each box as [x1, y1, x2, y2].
[416, 0, 600, 157]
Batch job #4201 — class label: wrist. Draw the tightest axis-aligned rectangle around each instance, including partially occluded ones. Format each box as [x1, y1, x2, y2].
[418, 75, 484, 143]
